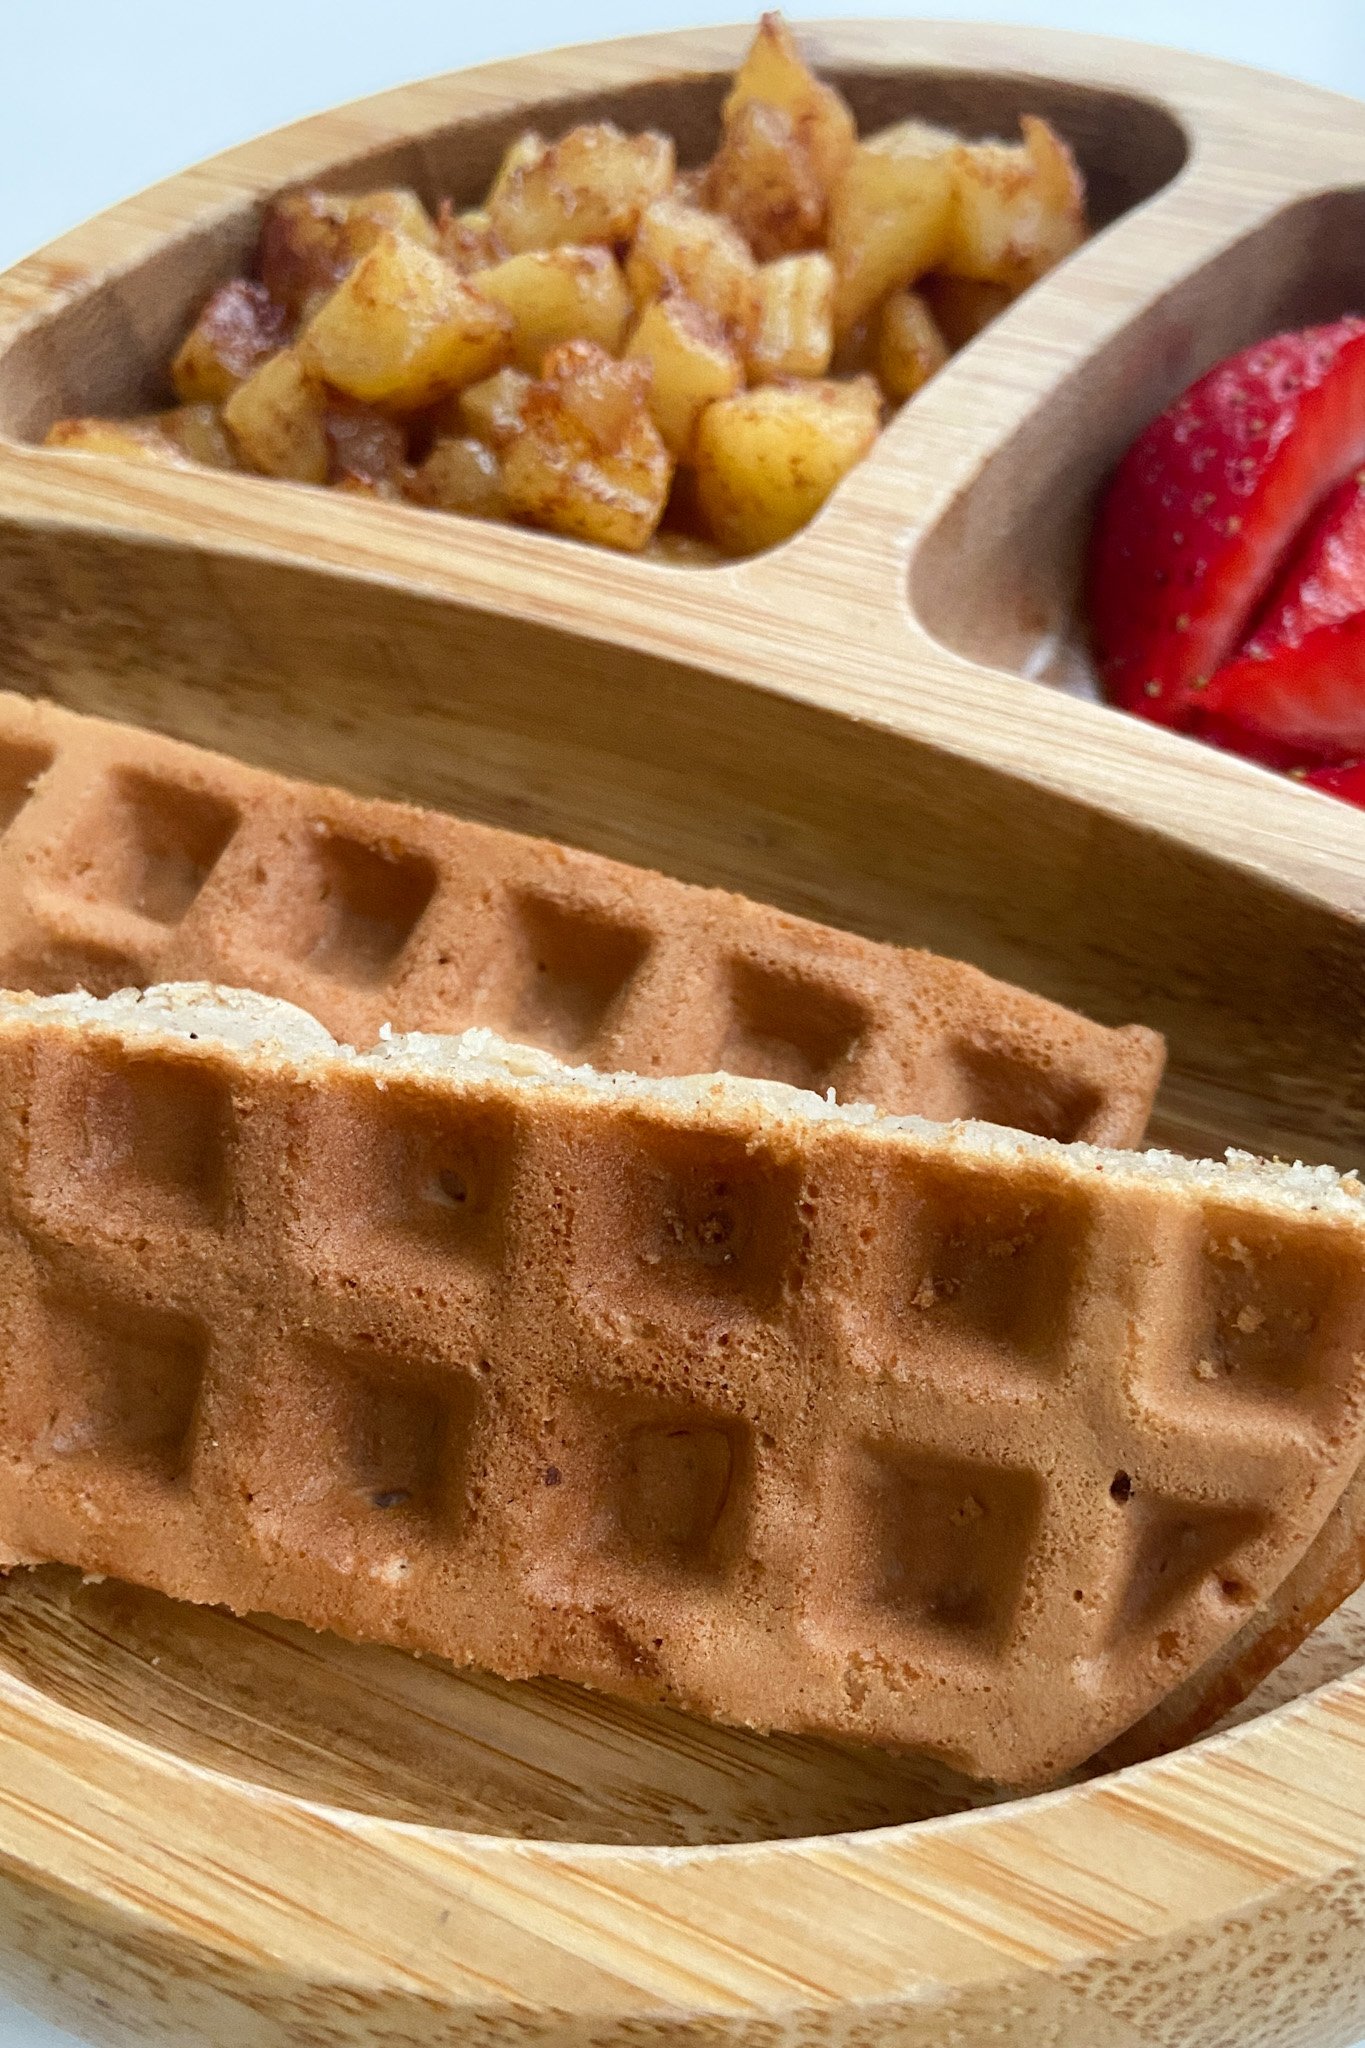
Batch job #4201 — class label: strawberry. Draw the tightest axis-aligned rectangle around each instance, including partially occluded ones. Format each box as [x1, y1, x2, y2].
[1241, 469, 1365, 654]
[1303, 761, 1365, 807]
[1194, 612, 1365, 767]
[1088, 318, 1365, 726]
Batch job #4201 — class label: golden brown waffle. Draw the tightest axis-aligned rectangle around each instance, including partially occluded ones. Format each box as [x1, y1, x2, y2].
[0, 691, 1163, 1143]
[2, 983, 1362, 1788]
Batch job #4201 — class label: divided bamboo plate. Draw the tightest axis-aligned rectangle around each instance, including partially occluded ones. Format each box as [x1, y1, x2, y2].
[5, 18, 1365, 2047]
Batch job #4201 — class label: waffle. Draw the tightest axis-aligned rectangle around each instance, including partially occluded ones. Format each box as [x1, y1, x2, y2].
[2, 984, 1363, 1788]
[0, 691, 1164, 1144]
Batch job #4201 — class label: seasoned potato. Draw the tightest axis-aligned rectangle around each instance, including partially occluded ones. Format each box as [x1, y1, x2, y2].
[44, 416, 193, 467]
[458, 366, 533, 447]
[160, 402, 240, 469]
[406, 436, 509, 518]
[436, 205, 505, 275]
[298, 236, 512, 409]
[323, 402, 407, 494]
[943, 116, 1085, 288]
[627, 198, 760, 351]
[827, 125, 956, 337]
[488, 123, 675, 252]
[695, 374, 880, 553]
[703, 99, 826, 261]
[477, 246, 633, 371]
[723, 12, 855, 202]
[749, 252, 834, 381]
[625, 293, 741, 460]
[874, 286, 949, 401]
[501, 340, 672, 550]
[920, 273, 1014, 349]
[223, 349, 329, 481]
[171, 279, 288, 404]
[259, 187, 438, 319]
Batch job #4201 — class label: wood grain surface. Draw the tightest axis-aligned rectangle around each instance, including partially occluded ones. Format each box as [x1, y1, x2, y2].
[1, 19, 1365, 2048]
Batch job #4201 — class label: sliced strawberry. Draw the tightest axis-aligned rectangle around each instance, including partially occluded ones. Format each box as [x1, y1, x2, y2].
[1088, 318, 1365, 725]
[1194, 611, 1365, 767]
[1243, 469, 1365, 655]
[1303, 760, 1365, 807]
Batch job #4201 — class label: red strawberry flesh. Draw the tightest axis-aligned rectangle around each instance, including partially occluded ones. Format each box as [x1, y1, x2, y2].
[1304, 760, 1365, 807]
[1089, 318, 1365, 725]
[1195, 611, 1365, 766]
[1242, 469, 1365, 654]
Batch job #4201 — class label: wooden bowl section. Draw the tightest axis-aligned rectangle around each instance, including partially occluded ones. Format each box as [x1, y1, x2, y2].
[2, 21, 1365, 2048]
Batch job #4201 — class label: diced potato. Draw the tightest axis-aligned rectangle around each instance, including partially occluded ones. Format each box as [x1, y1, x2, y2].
[703, 100, 826, 261]
[44, 416, 193, 468]
[477, 246, 633, 372]
[298, 236, 512, 409]
[223, 348, 329, 482]
[323, 402, 408, 494]
[501, 340, 672, 551]
[259, 186, 439, 318]
[488, 123, 675, 252]
[749, 252, 834, 381]
[625, 293, 741, 461]
[458, 366, 533, 448]
[436, 205, 505, 275]
[874, 286, 949, 402]
[827, 127, 956, 337]
[171, 279, 288, 404]
[723, 13, 855, 201]
[405, 435, 510, 518]
[694, 374, 880, 554]
[627, 198, 760, 351]
[943, 116, 1085, 288]
[160, 402, 240, 468]
[920, 274, 1014, 349]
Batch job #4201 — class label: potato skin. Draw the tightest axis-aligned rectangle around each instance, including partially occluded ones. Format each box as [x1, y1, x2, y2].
[695, 375, 881, 554]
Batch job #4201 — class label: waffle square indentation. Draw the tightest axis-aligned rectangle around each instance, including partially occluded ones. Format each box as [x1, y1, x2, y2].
[1112, 1493, 1264, 1642]
[843, 1443, 1043, 1656]
[63, 770, 239, 925]
[24, 1046, 233, 1236]
[0, 738, 53, 836]
[288, 830, 438, 986]
[1185, 1209, 1365, 1416]
[950, 1036, 1102, 1143]
[505, 892, 651, 1057]
[719, 958, 869, 1096]
[21, 1288, 207, 1487]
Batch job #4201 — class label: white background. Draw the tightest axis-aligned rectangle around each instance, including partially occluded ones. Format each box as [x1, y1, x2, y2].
[4, 2, 1365, 2042]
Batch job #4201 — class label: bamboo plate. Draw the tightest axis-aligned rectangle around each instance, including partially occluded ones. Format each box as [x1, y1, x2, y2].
[3, 18, 1365, 2047]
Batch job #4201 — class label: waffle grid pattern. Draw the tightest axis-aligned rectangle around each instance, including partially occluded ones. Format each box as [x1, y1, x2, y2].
[0, 693, 1164, 1145]
[0, 995, 1360, 1786]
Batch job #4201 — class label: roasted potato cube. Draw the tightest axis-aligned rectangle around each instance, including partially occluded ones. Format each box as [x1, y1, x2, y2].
[259, 186, 438, 319]
[501, 340, 672, 551]
[223, 348, 329, 482]
[405, 435, 510, 518]
[298, 236, 512, 410]
[694, 374, 880, 554]
[477, 246, 633, 372]
[627, 198, 760, 351]
[702, 99, 826, 261]
[487, 122, 675, 253]
[920, 274, 1014, 349]
[625, 293, 741, 460]
[827, 127, 956, 338]
[943, 116, 1085, 288]
[749, 253, 834, 381]
[724, 13, 855, 201]
[323, 401, 408, 495]
[458, 366, 533, 448]
[44, 416, 193, 468]
[874, 286, 949, 401]
[160, 402, 240, 469]
[436, 205, 505, 275]
[171, 279, 288, 404]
